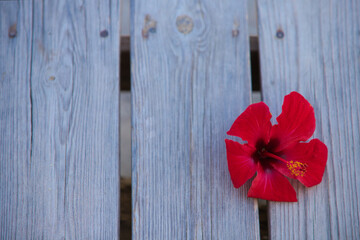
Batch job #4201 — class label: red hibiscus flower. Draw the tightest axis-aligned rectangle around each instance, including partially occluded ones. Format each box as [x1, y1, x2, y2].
[225, 92, 328, 202]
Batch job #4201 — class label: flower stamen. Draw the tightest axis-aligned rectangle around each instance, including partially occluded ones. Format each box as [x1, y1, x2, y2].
[263, 152, 308, 177]
[287, 161, 308, 177]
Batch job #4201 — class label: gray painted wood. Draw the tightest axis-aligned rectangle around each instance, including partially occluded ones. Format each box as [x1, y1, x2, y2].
[257, 0, 360, 239]
[0, 1, 120, 239]
[132, 0, 259, 239]
[0, 1, 33, 238]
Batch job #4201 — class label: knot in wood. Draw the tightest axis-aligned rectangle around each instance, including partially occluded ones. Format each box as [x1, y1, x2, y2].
[8, 23, 17, 38]
[142, 15, 157, 39]
[176, 15, 193, 34]
[100, 29, 109, 38]
[276, 29, 284, 39]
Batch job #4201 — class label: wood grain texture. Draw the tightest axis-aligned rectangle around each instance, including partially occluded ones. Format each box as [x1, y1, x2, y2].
[1, 0, 120, 239]
[132, 0, 259, 239]
[257, 0, 360, 239]
[0, 1, 33, 239]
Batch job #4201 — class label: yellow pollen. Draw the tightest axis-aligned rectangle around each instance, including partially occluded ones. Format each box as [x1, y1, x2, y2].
[287, 161, 308, 177]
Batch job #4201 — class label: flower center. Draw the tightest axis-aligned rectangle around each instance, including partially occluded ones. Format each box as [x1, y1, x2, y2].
[262, 151, 308, 177]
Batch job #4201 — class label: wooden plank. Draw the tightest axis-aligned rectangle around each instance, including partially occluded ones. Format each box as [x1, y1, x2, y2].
[0, 1, 33, 239]
[257, 0, 360, 239]
[132, 1, 259, 239]
[1, 1, 121, 239]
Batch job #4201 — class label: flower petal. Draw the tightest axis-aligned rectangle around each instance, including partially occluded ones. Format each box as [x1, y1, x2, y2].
[225, 139, 257, 188]
[227, 102, 272, 148]
[270, 92, 315, 152]
[270, 139, 328, 187]
[247, 164, 297, 202]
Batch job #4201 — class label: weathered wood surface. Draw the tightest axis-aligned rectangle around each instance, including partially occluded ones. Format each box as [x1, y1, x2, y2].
[257, 0, 360, 239]
[0, 1, 33, 238]
[0, 1, 120, 239]
[132, 0, 259, 239]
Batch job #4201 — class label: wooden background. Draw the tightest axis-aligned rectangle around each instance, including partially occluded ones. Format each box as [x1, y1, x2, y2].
[258, 0, 360, 239]
[0, 1, 120, 239]
[131, 0, 260, 239]
[132, 0, 360, 239]
[1, 0, 359, 239]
